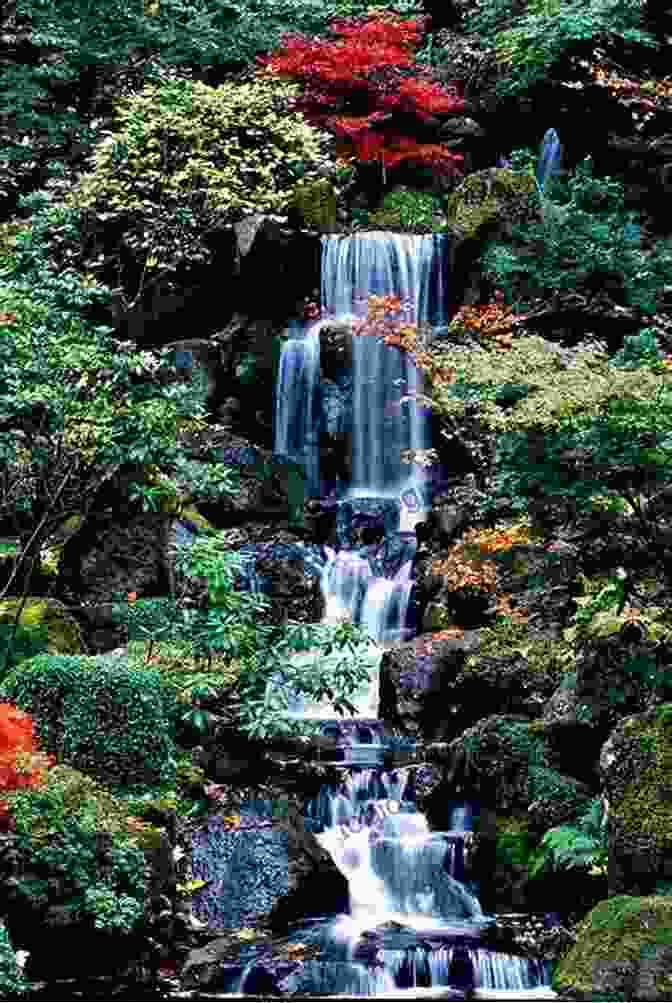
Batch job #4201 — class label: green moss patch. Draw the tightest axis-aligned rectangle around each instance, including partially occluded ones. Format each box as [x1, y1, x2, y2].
[554, 895, 672, 994]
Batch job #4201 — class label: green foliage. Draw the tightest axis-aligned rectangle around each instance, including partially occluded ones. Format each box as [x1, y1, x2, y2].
[610, 328, 665, 371]
[528, 798, 608, 880]
[367, 187, 443, 231]
[0, 655, 177, 790]
[480, 158, 672, 314]
[1, 764, 146, 844]
[0, 219, 239, 658]
[469, 376, 672, 550]
[64, 75, 335, 304]
[0, 922, 26, 999]
[110, 533, 375, 740]
[463, 0, 658, 97]
[527, 766, 593, 818]
[1, 765, 148, 935]
[496, 816, 534, 870]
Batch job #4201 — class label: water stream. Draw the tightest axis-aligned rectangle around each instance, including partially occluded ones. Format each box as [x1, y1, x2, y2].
[256, 233, 556, 997]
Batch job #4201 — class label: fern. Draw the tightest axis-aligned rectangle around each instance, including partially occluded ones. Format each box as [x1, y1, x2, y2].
[529, 798, 608, 880]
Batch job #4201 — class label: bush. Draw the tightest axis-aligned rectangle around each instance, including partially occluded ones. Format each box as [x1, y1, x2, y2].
[480, 158, 672, 315]
[463, 0, 658, 97]
[610, 327, 665, 370]
[64, 75, 335, 303]
[367, 186, 443, 230]
[0, 655, 177, 790]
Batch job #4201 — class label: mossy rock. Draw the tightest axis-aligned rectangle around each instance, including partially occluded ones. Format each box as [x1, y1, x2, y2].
[601, 706, 672, 896]
[0, 598, 83, 670]
[445, 167, 539, 241]
[289, 177, 338, 231]
[553, 895, 672, 999]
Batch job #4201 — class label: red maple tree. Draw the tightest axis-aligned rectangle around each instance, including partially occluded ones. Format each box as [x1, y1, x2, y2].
[0, 703, 54, 827]
[257, 10, 465, 177]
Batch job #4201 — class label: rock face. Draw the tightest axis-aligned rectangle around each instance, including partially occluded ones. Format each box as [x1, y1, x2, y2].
[543, 628, 671, 786]
[553, 894, 672, 1000]
[378, 631, 481, 740]
[187, 803, 348, 941]
[600, 705, 672, 897]
[445, 167, 540, 242]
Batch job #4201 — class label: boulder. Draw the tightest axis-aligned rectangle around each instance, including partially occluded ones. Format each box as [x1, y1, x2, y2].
[445, 167, 540, 242]
[543, 628, 672, 784]
[379, 631, 481, 741]
[187, 803, 348, 940]
[600, 705, 672, 896]
[553, 895, 672, 1000]
[56, 506, 170, 605]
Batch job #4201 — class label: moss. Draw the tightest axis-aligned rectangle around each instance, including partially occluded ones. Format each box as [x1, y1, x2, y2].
[0, 598, 83, 671]
[610, 711, 672, 851]
[464, 620, 575, 682]
[289, 177, 338, 231]
[554, 895, 672, 994]
[445, 167, 538, 240]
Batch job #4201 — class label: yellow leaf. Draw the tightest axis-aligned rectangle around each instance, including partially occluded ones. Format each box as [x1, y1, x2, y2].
[236, 928, 257, 941]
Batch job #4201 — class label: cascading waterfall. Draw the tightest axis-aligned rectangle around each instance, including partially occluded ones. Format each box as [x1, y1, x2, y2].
[273, 232, 447, 646]
[320, 233, 445, 497]
[272, 771, 554, 998]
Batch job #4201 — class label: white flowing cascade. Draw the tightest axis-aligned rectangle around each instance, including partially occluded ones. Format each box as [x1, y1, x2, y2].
[281, 771, 554, 997]
[321, 232, 441, 497]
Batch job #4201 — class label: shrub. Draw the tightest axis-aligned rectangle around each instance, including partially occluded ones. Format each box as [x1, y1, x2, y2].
[463, 0, 658, 97]
[367, 186, 443, 230]
[64, 75, 335, 304]
[527, 766, 593, 818]
[610, 327, 665, 370]
[480, 157, 672, 314]
[0, 655, 177, 790]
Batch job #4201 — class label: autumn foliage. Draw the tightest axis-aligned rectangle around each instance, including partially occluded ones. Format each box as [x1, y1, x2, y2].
[257, 11, 465, 176]
[0, 703, 54, 823]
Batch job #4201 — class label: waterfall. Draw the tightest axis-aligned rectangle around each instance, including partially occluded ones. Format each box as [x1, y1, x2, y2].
[321, 232, 442, 497]
[272, 231, 445, 657]
[284, 776, 555, 997]
[320, 232, 448, 328]
[274, 317, 322, 497]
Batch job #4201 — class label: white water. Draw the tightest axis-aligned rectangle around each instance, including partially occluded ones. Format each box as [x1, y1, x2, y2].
[284, 772, 554, 997]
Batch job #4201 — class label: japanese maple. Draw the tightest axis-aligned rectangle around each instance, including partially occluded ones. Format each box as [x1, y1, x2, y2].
[257, 11, 465, 177]
[0, 702, 54, 792]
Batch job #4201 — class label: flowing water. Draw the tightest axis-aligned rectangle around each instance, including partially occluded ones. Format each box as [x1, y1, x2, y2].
[259, 233, 555, 997]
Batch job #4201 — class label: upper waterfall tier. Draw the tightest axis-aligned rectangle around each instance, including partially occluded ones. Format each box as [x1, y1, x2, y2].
[321, 232, 449, 328]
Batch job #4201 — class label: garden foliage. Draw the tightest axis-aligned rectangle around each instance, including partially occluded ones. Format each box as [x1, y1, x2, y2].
[64, 75, 335, 303]
[258, 10, 465, 176]
[462, 0, 658, 97]
[480, 158, 672, 315]
[0, 655, 177, 789]
[113, 538, 376, 740]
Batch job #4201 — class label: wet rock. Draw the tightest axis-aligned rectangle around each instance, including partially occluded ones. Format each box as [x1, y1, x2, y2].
[600, 706, 672, 896]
